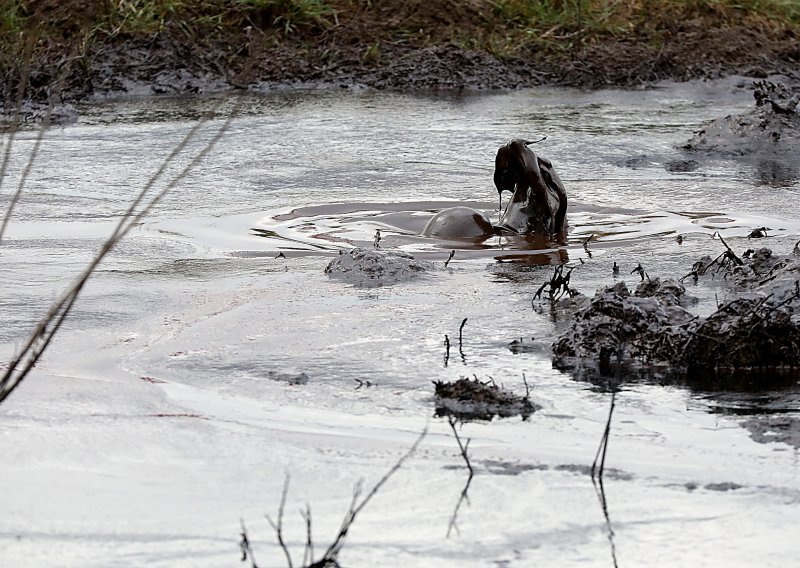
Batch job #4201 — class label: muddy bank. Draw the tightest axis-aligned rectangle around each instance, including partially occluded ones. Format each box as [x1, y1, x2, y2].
[3, 0, 800, 115]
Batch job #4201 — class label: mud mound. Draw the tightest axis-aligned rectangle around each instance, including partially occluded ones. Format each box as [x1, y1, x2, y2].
[553, 248, 800, 384]
[683, 81, 800, 182]
[324, 247, 434, 287]
[552, 279, 696, 375]
[433, 377, 535, 421]
[685, 296, 800, 373]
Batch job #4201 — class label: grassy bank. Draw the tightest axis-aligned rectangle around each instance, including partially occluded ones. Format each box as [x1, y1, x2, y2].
[2, 0, 800, 106]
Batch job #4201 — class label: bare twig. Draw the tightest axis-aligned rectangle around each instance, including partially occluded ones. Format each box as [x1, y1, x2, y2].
[444, 249, 455, 268]
[533, 264, 577, 302]
[443, 334, 450, 367]
[0, 117, 47, 242]
[266, 476, 294, 568]
[714, 232, 743, 266]
[631, 263, 649, 282]
[0, 99, 236, 406]
[0, 51, 75, 243]
[239, 519, 260, 568]
[582, 233, 594, 258]
[301, 504, 314, 568]
[522, 372, 531, 399]
[315, 427, 428, 565]
[458, 318, 468, 352]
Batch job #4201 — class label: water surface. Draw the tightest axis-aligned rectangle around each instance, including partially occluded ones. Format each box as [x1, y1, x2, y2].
[1, 80, 799, 567]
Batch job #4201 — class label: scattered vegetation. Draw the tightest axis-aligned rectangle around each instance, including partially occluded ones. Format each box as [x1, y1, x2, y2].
[241, 428, 427, 568]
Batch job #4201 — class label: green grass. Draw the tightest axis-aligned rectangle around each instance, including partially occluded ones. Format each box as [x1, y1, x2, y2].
[484, 0, 800, 56]
[491, 0, 800, 33]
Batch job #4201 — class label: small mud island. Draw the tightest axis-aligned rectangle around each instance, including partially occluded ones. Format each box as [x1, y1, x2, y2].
[551, 242, 800, 386]
[2, 0, 800, 111]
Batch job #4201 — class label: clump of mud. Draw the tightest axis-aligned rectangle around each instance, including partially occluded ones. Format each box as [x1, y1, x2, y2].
[433, 377, 535, 421]
[324, 247, 434, 287]
[683, 80, 800, 182]
[552, 278, 696, 376]
[553, 247, 800, 383]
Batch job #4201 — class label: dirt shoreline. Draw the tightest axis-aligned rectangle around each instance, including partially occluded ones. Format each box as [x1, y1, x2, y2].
[39, 28, 800, 99]
[2, 0, 800, 115]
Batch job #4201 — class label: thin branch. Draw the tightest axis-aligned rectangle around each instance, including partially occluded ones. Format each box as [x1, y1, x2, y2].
[0, 50, 75, 243]
[318, 427, 428, 564]
[714, 231, 743, 265]
[0, 99, 237, 406]
[239, 519, 260, 568]
[266, 475, 294, 568]
[301, 504, 314, 567]
[0, 117, 47, 241]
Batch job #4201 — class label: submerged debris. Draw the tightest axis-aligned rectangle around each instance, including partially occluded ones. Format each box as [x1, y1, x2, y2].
[533, 264, 580, 302]
[433, 377, 535, 421]
[553, 247, 800, 383]
[324, 247, 434, 287]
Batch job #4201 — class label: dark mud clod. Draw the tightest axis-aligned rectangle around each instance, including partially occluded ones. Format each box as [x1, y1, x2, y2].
[612, 262, 619, 277]
[748, 227, 769, 239]
[508, 337, 537, 354]
[433, 376, 535, 421]
[554, 243, 800, 385]
[275, 251, 286, 259]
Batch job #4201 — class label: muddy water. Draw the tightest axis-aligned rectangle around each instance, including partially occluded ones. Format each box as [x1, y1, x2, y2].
[2, 79, 800, 567]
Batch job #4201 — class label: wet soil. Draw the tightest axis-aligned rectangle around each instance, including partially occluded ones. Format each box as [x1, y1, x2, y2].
[433, 377, 535, 421]
[3, 0, 800, 113]
[552, 244, 800, 386]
